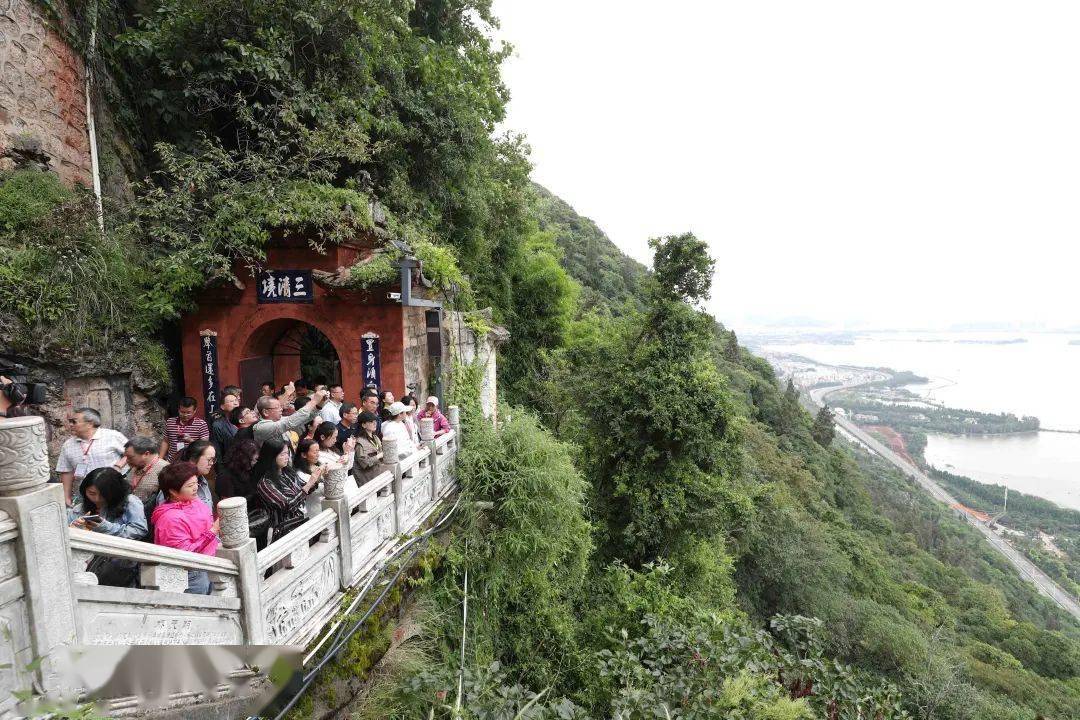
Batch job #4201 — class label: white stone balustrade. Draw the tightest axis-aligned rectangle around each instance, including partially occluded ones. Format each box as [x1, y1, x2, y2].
[0, 408, 463, 712]
[0, 416, 78, 705]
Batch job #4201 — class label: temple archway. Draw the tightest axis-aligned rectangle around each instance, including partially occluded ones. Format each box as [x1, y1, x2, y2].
[238, 318, 342, 400]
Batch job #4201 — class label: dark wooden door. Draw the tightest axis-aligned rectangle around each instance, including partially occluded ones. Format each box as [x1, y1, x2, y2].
[239, 355, 275, 406]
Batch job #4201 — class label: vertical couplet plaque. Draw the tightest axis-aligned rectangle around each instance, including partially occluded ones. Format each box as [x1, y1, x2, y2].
[199, 330, 221, 417]
[361, 332, 381, 391]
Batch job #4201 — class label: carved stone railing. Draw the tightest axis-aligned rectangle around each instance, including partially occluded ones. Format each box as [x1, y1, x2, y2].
[256, 508, 342, 646]
[0, 507, 30, 718]
[69, 528, 244, 645]
[0, 416, 79, 707]
[70, 528, 240, 595]
[0, 407, 461, 711]
[396, 444, 434, 532]
[346, 469, 397, 583]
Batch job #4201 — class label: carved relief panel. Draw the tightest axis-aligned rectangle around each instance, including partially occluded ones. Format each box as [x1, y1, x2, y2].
[264, 554, 340, 644]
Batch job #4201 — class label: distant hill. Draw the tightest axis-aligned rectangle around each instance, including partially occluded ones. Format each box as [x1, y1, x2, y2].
[530, 183, 648, 312]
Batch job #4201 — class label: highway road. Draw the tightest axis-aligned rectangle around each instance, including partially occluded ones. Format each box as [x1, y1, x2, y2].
[808, 380, 1080, 621]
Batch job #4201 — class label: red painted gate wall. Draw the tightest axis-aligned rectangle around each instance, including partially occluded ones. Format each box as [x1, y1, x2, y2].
[180, 241, 405, 415]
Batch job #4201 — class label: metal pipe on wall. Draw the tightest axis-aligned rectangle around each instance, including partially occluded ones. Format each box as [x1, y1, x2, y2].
[84, 0, 105, 231]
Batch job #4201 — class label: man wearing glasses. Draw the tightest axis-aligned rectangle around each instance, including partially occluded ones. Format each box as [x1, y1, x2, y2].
[56, 407, 128, 507]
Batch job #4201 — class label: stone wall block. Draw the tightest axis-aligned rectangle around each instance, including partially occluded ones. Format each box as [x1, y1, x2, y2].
[0, 0, 91, 186]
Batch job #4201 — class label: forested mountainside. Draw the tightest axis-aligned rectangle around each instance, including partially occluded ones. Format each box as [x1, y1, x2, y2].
[530, 183, 648, 312]
[3, 2, 1079, 718]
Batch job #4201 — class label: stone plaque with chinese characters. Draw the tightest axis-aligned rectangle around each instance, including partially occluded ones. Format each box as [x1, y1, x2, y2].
[361, 333, 381, 390]
[256, 270, 314, 304]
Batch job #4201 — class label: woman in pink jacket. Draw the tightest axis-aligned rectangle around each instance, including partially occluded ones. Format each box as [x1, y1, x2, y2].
[417, 396, 451, 437]
[151, 461, 220, 595]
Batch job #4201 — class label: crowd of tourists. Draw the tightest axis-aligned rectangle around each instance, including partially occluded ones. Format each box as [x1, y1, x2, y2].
[59, 379, 451, 594]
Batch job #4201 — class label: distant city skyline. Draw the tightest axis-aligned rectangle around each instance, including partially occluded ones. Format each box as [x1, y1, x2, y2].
[495, 1, 1080, 331]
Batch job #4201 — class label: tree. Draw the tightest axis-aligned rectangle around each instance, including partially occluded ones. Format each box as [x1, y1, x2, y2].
[724, 330, 740, 363]
[784, 378, 799, 405]
[777, 378, 803, 436]
[648, 233, 715, 303]
[812, 406, 835, 447]
[501, 231, 579, 405]
[575, 235, 746, 565]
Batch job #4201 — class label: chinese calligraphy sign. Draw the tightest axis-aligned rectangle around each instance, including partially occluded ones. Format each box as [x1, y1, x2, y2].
[199, 330, 221, 417]
[257, 270, 314, 304]
[362, 333, 381, 390]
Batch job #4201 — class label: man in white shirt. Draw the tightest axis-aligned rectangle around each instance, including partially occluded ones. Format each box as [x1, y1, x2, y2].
[319, 384, 345, 424]
[56, 407, 128, 507]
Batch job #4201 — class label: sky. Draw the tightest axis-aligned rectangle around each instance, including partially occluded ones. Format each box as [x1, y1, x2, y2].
[492, 1, 1080, 331]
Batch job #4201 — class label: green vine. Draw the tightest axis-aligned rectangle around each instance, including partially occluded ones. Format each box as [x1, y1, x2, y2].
[446, 354, 485, 432]
[461, 310, 493, 340]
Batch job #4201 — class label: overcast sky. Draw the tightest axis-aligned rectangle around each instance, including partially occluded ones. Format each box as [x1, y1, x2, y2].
[493, 1, 1080, 331]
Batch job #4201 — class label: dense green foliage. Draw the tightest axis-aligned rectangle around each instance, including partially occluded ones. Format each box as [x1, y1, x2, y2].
[0, 170, 168, 380]
[443, 409, 593, 689]
[108, 0, 534, 312]
[575, 234, 744, 564]
[375, 234, 1080, 719]
[5, 0, 562, 381]
[15, 1, 1080, 716]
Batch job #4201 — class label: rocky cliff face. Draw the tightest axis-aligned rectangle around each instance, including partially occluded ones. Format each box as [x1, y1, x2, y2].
[0, 0, 94, 187]
[1, 350, 165, 461]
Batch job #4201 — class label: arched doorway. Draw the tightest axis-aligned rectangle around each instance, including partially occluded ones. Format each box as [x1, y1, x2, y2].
[238, 318, 342, 401]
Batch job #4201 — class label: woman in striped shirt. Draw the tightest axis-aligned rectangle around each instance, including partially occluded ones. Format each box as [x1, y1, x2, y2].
[252, 437, 322, 542]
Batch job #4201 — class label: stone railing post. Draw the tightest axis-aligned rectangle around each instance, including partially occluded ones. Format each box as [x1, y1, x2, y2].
[215, 497, 266, 644]
[322, 465, 353, 587]
[382, 436, 405, 532]
[419, 417, 435, 443]
[420, 418, 439, 499]
[0, 416, 79, 695]
[448, 405, 460, 437]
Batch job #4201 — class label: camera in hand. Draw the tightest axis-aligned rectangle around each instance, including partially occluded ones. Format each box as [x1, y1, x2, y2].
[0, 366, 48, 406]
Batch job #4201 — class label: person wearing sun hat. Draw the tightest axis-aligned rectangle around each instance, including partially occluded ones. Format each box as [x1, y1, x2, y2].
[417, 395, 451, 437]
[380, 401, 418, 458]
